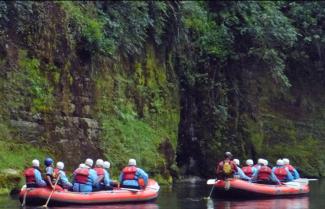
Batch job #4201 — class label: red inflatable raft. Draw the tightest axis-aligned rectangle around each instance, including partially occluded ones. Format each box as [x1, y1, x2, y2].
[19, 179, 160, 206]
[207, 178, 309, 198]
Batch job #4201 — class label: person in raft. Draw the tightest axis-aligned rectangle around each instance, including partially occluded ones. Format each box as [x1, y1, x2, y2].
[251, 159, 280, 184]
[103, 161, 119, 188]
[242, 159, 257, 178]
[72, 158, 98, 192]
[233, 159, 251, 181]
[283, 158, 300, 180]
[272, 159, 294, 182]
[120, 159, 148, 189]
[24, 159, 47, 188]
[44, 157, 55, 189]
[215, 152, 238, 180]
[93, 159, 112, 191]
[253, 158, 264, 170]
[53, 161, 73, 190]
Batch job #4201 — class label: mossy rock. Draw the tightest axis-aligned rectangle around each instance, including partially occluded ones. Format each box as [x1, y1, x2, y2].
[0, 169, 21, 193]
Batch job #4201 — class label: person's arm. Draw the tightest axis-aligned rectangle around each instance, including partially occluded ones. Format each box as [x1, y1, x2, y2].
[292, 168, 300, 179]
[233, 163, 238, 172]
[46, 167, 54, 188]
[89, 170, 98, 186]
[252, 167, 258, 177]
[137, 168, 148, 185]
[119, 172, 123, 183]
[71, 171, 76, 184]
[216, 162, 222, 175]
[251, 169, 259, 182]
[238, 167, 250, 181]
[270, 170, 281, 184]
[35, 170, 46, 187]
[286, 168, 294, 181]
[59, 171, 72, 187]
[103, 170, 110, 186]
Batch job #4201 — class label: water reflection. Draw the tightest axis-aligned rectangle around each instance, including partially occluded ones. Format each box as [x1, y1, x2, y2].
[207, 197, 309, 209]
[47, 203, 159, 209]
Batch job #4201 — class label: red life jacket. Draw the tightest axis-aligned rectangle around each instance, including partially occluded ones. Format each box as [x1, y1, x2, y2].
[75, 168, 89, 184]
[274, 167, 288, 181]
[242, 166, 253, 177]
[94, 167, 104, 176]
[24, 168, 36, 184]
[122, 166, 137, 180]
[53, 168, 60, 177]
[258, 166, 272, 180]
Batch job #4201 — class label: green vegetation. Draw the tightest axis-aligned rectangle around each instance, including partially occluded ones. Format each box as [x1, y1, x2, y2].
[0, 140, 48, 171]
[0, 121, 49, 170]
[0, 1, 323, 190]
[94, 45, 179, 182]
[0, 50, 54, 113]
[59, 1, 115, 55]
[0, 121, 49, 191]
[59, 1, 170, 57]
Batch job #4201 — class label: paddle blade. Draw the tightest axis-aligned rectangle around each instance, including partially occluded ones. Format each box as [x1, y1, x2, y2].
[283, 182, 303, 188]
[207, 179, 216, 185]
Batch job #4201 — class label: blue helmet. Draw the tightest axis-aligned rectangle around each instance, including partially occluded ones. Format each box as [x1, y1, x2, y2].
[44, 157, 54, 166]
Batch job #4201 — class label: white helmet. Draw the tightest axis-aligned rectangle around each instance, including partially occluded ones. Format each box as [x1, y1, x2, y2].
[257, 158, 263, 165]
[277, 159, 284, 166]
[32, 159, 40, 167]
[79, 163, 86, 168]
[96, 159, 104, 167]
[264, 160, 269, 166]
[260, 159, 267, 166]
[246, 159, 254, 166]
[103, 161, 110, 169]
[56, 161, 64, 170]
[85, 158, 93, 167]
[283, 158, 290, 165]
[128, 159, 136, 166]
[233, 159, 240, 166]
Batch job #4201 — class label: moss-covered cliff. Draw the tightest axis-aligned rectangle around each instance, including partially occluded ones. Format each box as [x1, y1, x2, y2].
[176, 1, 325, 177]
[0, 1, 324, 191]
[0, 1, 179, 186]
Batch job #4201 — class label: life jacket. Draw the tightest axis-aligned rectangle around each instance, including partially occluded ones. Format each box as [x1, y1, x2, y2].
[274, 167, 288, 181]
[74, 168, 90, 184]
[53, 168, 60, 178]
[242, 166, 253, 177]
[24, 168, 36, 184]
[258, 166, 272, 181]
[222, 160, 233, 175]
[94, 167, 105, 176]
[122, 166, 137, 181]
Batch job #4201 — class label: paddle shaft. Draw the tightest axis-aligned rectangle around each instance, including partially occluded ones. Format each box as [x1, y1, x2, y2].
[207, 179, 217, 199]
[207, 185, 215, 199]
[21, 187, 29, 207]
[42, 174, 61, 207]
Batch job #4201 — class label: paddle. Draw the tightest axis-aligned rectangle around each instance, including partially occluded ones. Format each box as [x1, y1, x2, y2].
[120, 187, 141, 192]
[295, 178, 318, 182]
[40, 174, 61, 208]
[21, 185, 31, 207]
[204, 179, 217, 200]
[283, 181, 302, 188]
[293, 178, 318, 185]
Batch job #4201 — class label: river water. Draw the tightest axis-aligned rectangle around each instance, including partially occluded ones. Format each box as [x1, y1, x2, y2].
[1, 180, 324, 209]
